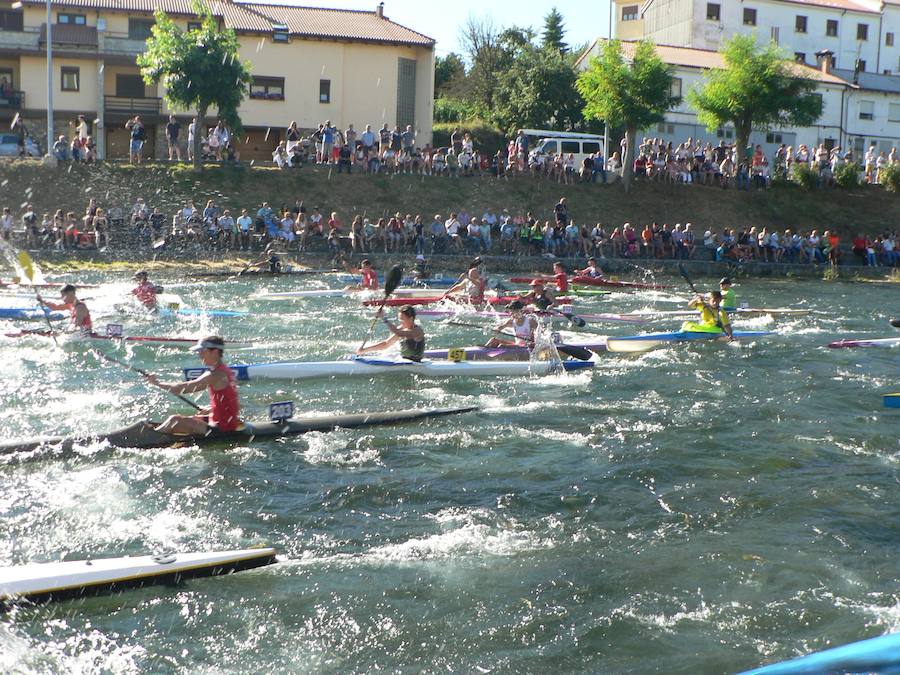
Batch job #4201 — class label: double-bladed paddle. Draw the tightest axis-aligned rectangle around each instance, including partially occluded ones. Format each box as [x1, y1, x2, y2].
[891, 318, 900, 328]
[447, 320, 593, 360]
[359, 264, 403, 351]
[17, 250, 59, 346]
[95, 351, 203, 411]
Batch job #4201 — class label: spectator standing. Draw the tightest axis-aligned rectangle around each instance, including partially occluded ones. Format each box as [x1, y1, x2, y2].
[165, 115, 181, 161]
[360, 125, 376, 172]
[125, 115, 146, 164]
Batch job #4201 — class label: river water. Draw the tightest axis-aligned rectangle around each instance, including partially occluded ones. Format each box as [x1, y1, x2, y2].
[0, 273, 897, 674]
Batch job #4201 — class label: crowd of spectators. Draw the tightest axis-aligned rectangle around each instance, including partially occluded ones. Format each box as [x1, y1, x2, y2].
[2, 192, 896, 268]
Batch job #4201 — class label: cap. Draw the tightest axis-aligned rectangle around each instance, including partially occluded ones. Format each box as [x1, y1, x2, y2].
[506, 299, 525, 311]
[719, 277, 732, 286]
[191, 335, 226, 352]
[529, 279, 545, 287]
[133, 270, 148, 279]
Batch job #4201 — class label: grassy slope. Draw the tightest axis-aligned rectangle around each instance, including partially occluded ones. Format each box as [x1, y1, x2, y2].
[0, 160, 897, 237]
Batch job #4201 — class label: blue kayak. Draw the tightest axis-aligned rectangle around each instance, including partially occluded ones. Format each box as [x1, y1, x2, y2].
[739, 631, 900, 674]
[0, 307, 65, 321]
[606, 330, 774, 353]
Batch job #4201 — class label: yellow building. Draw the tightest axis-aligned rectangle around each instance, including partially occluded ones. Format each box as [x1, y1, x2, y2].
[0, 0, 435, 159]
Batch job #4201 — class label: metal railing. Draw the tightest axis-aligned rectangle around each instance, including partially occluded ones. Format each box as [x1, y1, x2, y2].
[0, 90, 24, 109]
[104, 95, 161, 116]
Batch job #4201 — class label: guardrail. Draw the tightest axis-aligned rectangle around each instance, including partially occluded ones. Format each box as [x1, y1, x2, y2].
[0, 90, 24, 109]
[104, 95, 161, 117]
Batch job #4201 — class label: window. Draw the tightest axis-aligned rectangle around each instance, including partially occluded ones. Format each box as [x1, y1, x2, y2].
[716, 127, 733, 139]
[60, 66, 79, 92]
[0, 9, 24, 31]
[857, 23, 868, 41]
[794, 52, 806, 63]
[795, 15, 806, 33]
[856, 59, 866, 72]
[886, 32, 894, 47]
[272, 23, 288, 42]
[187, 21, 201, 31]
[766, 133, 783, 144]
[743, 8, 756, 26]
[115, 74, 144, 97]
[771, 27, 780, 44]
[670, 77, 682, 99]
[561, 141, 580, 154]
[319, 79, 330, 104]
[58, 13, 86, 25]
[826, 20, 838, 37]
[0, 67, 13, 90]
[396, 57, 417, 127]
[706, 3, 720, 21]
[889, 103, 900, 122]
[249, 76, 284, 100]
[582, 142, 600, 153]
[622, 5, 639, 21]
[859, 100, 874, 120]
[128, 18, 154, 40]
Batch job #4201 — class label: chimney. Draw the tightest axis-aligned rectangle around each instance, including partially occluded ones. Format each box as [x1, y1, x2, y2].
[815, 49, 834, 75]
[376, 2, 384, 18]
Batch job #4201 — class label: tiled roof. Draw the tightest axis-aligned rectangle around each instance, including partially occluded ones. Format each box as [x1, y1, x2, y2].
[19, 0, 434, 46]
[832, 68, 900, 93]
[576, 39, 853, 87]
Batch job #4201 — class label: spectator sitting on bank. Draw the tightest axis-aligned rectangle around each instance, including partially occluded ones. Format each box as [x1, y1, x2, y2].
[52, 135, 69, 161]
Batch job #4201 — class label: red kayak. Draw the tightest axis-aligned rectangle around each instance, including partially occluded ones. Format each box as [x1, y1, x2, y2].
[363, 295, 530, 308]
[509, 276, 668, 290]
[3, 330, 231, 345]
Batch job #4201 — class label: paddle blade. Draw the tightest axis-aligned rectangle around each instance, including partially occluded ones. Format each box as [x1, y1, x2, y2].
[383, 265, 403, 297]
[557, 345, 593, 361]
[891, 318, 900, 328]
[563, 312, 587, 328]
[17, 250, 34, 282]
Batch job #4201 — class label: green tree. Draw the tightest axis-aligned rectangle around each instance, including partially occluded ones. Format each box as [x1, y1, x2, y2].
[576, 39, 676, 191]
[541, 7, 568, 54]
[688, 35, 823, 163]
[434, 53, 466, 98]
[494, 45, 583, 133]
[137, 3, 252, 168]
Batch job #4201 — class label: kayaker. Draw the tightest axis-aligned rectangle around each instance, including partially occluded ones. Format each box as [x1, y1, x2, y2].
[344, 258, 379, 290]
[686, 291, 734, 340]
[532, 261, 569, 293]
[356, 305, 426, 362]
[486, 300, 538, 347]
[131, 270, 163, 309]
[719, 277, 737, 311]
[577, 257, 606, 280]
[145, 335, 242, 434]
[520, 278, 557, 310]
[243, 244, 283, 274]
[37, 284, 92, 336]
[445, 260, 487, 304]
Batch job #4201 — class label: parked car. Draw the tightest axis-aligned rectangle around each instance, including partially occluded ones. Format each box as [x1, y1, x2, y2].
[0, 133, 40, 157]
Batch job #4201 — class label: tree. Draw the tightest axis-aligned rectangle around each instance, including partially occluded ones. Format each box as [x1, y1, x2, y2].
[434, 53, 466, 98]
[494, 45, 583, 133]
[688, 35, 823, 163]
[541, 7, 568, 55]
[459, 15, 507, 109]
[576, 40, 677, 191]
[137, 2, 252, 168]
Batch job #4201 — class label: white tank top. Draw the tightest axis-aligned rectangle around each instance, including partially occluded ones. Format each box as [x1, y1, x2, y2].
[513, 316, 532, 340]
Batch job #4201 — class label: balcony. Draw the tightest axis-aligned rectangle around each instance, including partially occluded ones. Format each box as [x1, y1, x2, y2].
[104, 95, 161, 118]
[0, 27, 38, 49]
[0, 90, 24, 109]
[102, 34, 150, 56]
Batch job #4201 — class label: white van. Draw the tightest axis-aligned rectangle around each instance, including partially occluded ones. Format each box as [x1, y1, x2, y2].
[521, 129, 605, 169]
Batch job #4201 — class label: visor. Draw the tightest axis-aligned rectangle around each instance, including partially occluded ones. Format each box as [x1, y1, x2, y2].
[191, 338, 225, 352]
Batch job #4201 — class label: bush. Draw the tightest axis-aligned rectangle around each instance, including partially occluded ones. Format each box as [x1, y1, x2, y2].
[834, 162, 860, 189]
[433, 97, 486, 124]
[432, 122, 507, 155]
[791, 163, 819, 191]
[880, 163, 900, 193]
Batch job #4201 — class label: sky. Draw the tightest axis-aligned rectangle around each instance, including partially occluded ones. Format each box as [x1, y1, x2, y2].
[284, 0, 613, 57]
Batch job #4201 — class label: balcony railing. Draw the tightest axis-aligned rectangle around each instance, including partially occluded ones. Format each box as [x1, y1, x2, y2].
[104, 95, 161, 117]
[0, 90, 24, 109]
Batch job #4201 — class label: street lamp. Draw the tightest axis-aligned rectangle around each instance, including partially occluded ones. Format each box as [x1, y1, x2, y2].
[11, 0, 52, 156]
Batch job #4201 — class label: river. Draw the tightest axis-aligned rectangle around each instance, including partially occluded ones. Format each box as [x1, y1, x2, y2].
[0, 273, 897, 673]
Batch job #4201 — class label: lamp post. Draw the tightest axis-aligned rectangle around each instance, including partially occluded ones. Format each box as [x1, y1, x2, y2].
[45, 0, 53, 155]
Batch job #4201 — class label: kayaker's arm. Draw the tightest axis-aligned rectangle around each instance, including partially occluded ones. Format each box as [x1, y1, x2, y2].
[146, 369, 218, 395]
[36, 295, 67, 311]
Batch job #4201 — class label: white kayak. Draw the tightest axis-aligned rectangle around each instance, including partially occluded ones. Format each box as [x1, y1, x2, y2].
[628, 307, 812, 318]
[183, 357, 594, 381]
[827, 337, 900, 348]
[415, 309, 645, 324]
[0, 548, 277, 607]
[257, 288, 439, 301]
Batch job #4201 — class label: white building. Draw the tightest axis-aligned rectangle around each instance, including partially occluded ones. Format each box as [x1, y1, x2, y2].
[575, 39, 899, 158]
[615, 0, 900, 75]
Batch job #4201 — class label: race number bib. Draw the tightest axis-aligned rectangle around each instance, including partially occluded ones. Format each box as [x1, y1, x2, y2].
[269, 400, 295, 421]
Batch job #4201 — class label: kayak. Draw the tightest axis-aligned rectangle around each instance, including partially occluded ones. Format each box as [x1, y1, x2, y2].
[606, 330, 774, 353]
[509, 276, 668, 290]
[827, 337, 900, 348]
[338, 274, 456, 288]
[188, 268, 335, 278]
[569, 288, 613, 296]
[2, 329, 237, 346]
[629, 308, 812, 318]
[363, 295, 529, 308]
[257, 288, 438, 301]
[160, 307, 248, 318]
[0, 548, 277, 608]
[414, 308, 645, 324]
[885, 393, 900, 409]
[0, 406, 478, 456]
[424, 340, 606, 361]
[738, 631, 900, 675]
[0, 279, 99, 289]
[184, 358, 594, 381]
[0, 307, 65, 321]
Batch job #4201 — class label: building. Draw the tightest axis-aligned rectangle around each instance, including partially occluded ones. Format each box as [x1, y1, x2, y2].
[613, 0, 900, 75]
[575, 39, 900, 159]
[0, 0, 435, 159]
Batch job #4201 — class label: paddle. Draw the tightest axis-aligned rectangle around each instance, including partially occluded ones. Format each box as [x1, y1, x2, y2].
[359, 264, 403, 351]
[548, 307, 587, 328]
[678, 263, 733, 339]
[677, 263, 699, 295]
[95, 351, 203, 411]
[442, 257, 482, 300]
[447, 321, 593, 360]
[17, 250, 58, 347]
